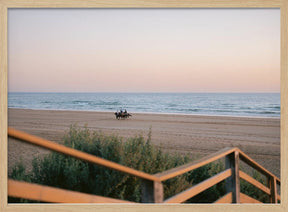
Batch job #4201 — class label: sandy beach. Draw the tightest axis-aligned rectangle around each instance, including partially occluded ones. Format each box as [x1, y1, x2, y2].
[8, 108, 280, 177]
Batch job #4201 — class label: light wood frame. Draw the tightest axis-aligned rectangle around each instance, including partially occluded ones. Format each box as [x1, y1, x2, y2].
[0, 0, 287, 211]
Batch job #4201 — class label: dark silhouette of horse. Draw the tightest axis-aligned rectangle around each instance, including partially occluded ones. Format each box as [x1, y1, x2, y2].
[114, 111, 132, 120]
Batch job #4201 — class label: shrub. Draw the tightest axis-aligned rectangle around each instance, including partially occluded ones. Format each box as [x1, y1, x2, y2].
[240, 170, 270, 203]
[9, 124, 262, 203]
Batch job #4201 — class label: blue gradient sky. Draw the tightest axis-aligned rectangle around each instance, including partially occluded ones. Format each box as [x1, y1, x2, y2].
[8, 9, 280, 93]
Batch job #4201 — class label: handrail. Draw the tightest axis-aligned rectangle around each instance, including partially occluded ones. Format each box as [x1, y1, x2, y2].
[8, 127, 281, 204]
[239, 171, 271, 195]
[164, 148, 280, 203]
[215, 192, 263, 204]
[8, 127, 159, 182]
[239, 193, 262, 204]
[154, 147, 237, 181]
[238, 149, 281, 182]
[8, 179, 135, 203]
[164, 169, 232, 203]
[214, 192, 232, 203]
[154, 147, 280, 183]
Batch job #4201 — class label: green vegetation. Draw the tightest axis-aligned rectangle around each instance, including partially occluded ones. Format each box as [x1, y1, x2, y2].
[9, 124, 269, 203]
[240, 170, 270, 203]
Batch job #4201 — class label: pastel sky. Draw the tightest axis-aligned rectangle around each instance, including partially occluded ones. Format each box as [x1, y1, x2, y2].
[8, 9, 280, 93]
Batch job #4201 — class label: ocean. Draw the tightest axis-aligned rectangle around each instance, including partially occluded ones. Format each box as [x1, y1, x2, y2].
[8, 92, 280, 118]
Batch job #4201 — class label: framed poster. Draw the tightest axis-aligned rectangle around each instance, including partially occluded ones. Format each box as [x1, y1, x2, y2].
[0, 0, 287, 212]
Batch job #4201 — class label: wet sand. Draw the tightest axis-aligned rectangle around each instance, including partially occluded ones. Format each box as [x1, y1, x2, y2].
[8, 108, 280, 177]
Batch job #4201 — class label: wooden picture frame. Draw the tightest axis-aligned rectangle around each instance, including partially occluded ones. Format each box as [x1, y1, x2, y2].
[0, 0, 287, 211]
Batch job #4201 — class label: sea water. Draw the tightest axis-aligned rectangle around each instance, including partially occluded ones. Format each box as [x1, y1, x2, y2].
[8, 92, 280, 118]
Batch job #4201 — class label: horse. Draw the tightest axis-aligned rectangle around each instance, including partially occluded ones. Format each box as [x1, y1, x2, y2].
[114, 112, 132, 120]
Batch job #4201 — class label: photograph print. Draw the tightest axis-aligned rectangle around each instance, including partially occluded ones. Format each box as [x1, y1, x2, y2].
[7, 8, 280, 204]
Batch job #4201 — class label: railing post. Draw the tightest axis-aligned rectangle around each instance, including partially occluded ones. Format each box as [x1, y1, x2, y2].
[225, 151, 240, 203]
[141, 180, 163, 203]
[269, 176, 278, 203]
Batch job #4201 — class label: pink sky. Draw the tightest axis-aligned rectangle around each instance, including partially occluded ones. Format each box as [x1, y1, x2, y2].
[8, 9, 280, 93]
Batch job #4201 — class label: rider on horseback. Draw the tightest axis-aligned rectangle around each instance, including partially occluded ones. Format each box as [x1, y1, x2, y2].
[115, 109, 131, 120]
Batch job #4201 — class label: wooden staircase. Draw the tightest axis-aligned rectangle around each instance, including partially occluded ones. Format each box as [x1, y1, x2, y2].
[8, 127, 280, 204]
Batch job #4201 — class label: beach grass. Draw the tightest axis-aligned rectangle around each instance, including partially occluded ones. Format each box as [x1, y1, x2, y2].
[9, 124, 227, 203]
[9, 124, 272, 203]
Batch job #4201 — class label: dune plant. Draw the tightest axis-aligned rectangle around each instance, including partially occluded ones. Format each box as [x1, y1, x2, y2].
[10, 124, 257, 203]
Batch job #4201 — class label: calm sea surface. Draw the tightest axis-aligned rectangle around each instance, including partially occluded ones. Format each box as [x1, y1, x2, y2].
[8, 93, 280, 118]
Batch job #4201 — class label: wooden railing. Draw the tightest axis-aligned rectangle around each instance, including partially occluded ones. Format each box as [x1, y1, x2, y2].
[8, 127, 281, 204]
